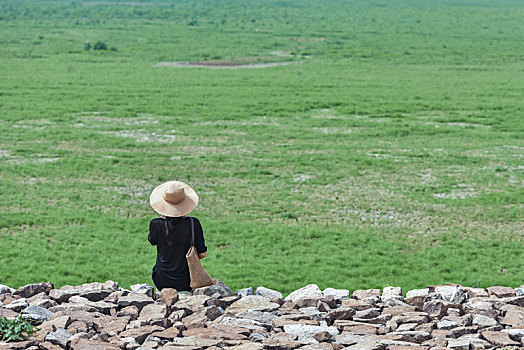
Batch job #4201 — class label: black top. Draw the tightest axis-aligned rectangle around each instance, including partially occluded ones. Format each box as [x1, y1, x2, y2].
[148, 216, 207, 291]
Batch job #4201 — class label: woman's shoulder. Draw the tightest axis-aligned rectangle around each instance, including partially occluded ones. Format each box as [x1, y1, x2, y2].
[149, 217, 165, 226]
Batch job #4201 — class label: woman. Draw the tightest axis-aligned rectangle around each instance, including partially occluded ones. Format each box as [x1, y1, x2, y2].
[148, 180, 207, 291]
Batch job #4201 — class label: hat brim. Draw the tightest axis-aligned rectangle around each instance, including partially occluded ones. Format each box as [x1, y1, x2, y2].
[150, 181, 199, 217]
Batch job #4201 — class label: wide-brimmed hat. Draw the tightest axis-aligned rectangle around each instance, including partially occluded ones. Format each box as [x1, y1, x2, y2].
[150, 181, 199, 217]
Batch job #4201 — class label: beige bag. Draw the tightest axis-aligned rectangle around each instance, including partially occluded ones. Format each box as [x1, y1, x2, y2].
[186, 217, 215, 289]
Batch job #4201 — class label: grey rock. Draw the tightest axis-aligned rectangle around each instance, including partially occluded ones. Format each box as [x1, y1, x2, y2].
[322, 288, 350, 300]
[0, 284, 15, 294]
[502, 328, 524, 342]
[4, 298, 28, 312]
[138, 303, 167, 323]
[235, 310, 279, 326]
[255, 286, 282, 299]
[249, 332, 268, 342]
[405, 288, 429, 298]
[118, 293, 155, 312]
[516, 288, 524, 297]
[130, 284, 154, 298]
[45, 327, 73, 348]
[21, 305, 53, 321]
[283, 323, 339, 341]
[227, 295, 280, 314]
[382, 286, 402, 300]
[472, 314, 498, 328]
[285, 284, 322, 302]
[13, 282, 53, 298]
[352, 289, 381, 300]
[193, 284, 234, 297]
[434, 285, 467, 303]
[215, 316, 266, 331]
[236, 287, 254, 297]
[447, 338, 471, 350]
[436, 320, 459, 330]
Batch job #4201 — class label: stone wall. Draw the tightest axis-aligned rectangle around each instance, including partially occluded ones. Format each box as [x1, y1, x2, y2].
[0, 281, 523, 350]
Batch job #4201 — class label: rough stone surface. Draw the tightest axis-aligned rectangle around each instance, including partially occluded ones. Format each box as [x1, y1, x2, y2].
[255, 286, 283, 299]
[322, 288, 350, 300]
[285, 284, 323, 302]
[21, 305, 53, 322]
[2, 281, 523, 350]
[130, 283, 155, 298]
[236, 287, 254, 297]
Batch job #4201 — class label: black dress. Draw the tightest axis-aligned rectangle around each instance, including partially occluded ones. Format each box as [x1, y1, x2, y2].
[148, 216, 207, 291]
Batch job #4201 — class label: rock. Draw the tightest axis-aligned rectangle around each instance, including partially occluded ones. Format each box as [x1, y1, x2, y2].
[13, 282, 53, 299]
[100, 315, 131, 333]
[422, 300, 456, 319]
[355, 308, 381, 319]
[216, 316, 267, 331]
[166, 336, 222, 348]
[405, 289, 429, 298]
[472, 314, 498, 328]
[3, 298, 28, 312]
[130, 284, 155, 298]
[138, 303, 167, 323]
[322, 288, 350, 300]
[174, 294, 210, 314]
[118, 305, 140, 319]
[67, 320, 89, 334]
[0, 284, 15, 294]
[69, 338, 121, 350]
[286, 284, 323, 302]
[21, 305, 54, 321]
[481, 330, 520, 347]
[325, 307, 356, 322]
[45, 328, 73, 348]
[184, 324, 248, 340]
[235, 310, 279, 327]
[283, 324, 339, 342]
[236, 287, 254, 297]
[516, 287, 524, 297]
[436, 320, 458, 330]
[382, 286, 402, 299]
[255, 286, 283, 299]
[227, 295, 280, 314]
[487, 286, 515, 298]
[118, 293, 155, 311]
[120, 325, 157, 344]
[49, 303, 98, 313]
[159, 288, 179, 307]
[502, 328, 524, 342]
[352, 289, 381, 300]
[465, 287, 488, 298]
[498, 310, 524, 327]
[433, 286, 467, 304]
[193, 284, 234, 297]
[446, 338, 470, 350]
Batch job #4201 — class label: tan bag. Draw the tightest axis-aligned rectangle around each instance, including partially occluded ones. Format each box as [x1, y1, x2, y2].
[186, 217, 215, 289]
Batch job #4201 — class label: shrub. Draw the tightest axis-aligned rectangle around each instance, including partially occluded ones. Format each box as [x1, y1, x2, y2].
[93, 41, 107, 50]
[0, 315, 36, 342]
[84, 41, 91, 50]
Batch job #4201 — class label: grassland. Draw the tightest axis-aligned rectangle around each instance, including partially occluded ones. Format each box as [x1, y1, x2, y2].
[0, 0, 523, 295]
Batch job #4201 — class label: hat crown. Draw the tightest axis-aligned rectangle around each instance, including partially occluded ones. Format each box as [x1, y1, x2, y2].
[163, 183, 186, 204]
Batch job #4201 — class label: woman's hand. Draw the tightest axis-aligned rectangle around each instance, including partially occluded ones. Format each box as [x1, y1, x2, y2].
[198, 252, 207, 259]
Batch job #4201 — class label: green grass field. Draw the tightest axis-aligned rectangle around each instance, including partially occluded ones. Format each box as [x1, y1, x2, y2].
[1, 0, 523, 295]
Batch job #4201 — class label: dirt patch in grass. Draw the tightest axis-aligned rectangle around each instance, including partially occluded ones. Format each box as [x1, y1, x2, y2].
[154, 59, 302, 69]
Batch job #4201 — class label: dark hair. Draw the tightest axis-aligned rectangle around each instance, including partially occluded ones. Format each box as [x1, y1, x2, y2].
[164, 217, 177, 246]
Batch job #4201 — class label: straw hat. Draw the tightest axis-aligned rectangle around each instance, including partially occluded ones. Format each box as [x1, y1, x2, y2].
[150, 181, 199, 217]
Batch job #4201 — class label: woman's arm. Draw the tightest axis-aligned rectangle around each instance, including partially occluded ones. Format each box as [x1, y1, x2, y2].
[198, 252, 207, 259]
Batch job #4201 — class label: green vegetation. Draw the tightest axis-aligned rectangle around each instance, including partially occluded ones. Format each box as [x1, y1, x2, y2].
[0, 316, 36, 342]
[0, 0, 523, 295]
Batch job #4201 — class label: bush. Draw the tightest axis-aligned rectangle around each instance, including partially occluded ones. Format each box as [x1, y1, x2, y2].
[93, 41, 107, 50]
[84, 41, 91, 51]
[0, 315, 36, 342]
